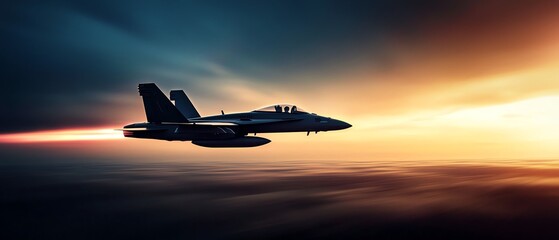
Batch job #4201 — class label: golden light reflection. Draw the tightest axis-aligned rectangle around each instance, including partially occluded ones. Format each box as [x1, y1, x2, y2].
[0, 128, 123, 143]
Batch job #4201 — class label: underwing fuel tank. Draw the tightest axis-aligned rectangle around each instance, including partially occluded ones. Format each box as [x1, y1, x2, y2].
[192, 136, 271, 148]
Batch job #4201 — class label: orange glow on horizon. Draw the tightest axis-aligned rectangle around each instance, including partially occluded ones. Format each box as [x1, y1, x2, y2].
[2, 57, 559, 159]
[0, 128, 123, 143]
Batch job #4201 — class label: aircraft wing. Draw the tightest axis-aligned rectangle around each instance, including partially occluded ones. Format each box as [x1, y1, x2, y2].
[188, 118, 301, 126]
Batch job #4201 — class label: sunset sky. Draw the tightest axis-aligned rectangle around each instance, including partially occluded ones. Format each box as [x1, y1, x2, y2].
[6, 2, 559, 239]
[2, 0, 559, 161]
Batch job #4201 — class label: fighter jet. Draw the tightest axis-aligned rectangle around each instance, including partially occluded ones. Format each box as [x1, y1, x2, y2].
[122, 83, 351, 147]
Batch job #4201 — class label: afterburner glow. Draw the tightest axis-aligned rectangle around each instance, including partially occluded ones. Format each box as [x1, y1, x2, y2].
[0, 128, 123, 143]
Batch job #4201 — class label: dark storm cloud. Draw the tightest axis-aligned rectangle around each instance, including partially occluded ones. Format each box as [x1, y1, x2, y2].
[1, 0, 555, 132]
[3, 155, 559, 239]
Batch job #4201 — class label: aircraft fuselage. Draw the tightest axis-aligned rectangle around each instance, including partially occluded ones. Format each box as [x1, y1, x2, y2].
[122, 83, 351, 147]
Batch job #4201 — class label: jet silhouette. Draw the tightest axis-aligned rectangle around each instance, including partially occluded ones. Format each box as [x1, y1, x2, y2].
[122, 83, 351, 147]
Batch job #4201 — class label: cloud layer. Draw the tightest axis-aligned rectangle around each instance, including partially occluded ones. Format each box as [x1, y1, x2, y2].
[3, 154, 559, 239]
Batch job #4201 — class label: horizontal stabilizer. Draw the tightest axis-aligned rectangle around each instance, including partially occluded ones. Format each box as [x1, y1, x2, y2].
[118, 128, 167, 132]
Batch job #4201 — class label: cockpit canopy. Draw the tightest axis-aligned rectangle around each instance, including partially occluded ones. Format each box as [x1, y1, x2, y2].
[253, 104, 307, 113]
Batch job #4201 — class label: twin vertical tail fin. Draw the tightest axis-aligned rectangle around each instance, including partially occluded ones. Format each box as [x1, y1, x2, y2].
[170, 90, 200, 118]
[138, 83, 188, 123]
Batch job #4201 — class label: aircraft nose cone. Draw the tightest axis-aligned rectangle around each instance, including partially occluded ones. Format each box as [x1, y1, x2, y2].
[340, 121, 352, 129]
[332, 120, 352, 130]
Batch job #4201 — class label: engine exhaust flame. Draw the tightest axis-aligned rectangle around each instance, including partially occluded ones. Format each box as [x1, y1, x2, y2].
[0, 128, 123, 143]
